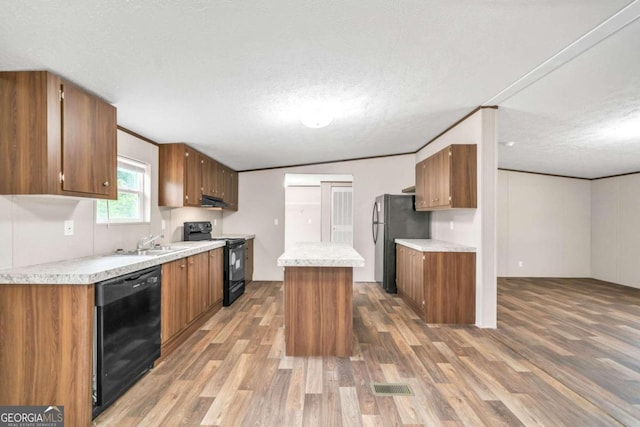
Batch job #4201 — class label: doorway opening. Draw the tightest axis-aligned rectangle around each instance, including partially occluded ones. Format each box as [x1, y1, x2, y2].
[284, 173, 353, 250]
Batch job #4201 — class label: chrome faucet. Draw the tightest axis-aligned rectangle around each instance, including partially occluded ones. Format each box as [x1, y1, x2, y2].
[137, 234, 164, 250]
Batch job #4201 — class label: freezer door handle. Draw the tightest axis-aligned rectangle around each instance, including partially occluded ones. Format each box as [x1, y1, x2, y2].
[372, 202, 379, 244]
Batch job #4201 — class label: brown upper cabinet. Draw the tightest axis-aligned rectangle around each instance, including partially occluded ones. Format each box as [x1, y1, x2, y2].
[202, 156, 221, 199]
[415, 144, 477, 211]
[158, 143, 237, 209]
[220, 164, 238, 211]
[0, 71, 117, 199]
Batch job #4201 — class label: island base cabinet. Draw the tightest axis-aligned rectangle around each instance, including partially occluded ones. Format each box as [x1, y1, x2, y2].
[284, 267, 352, 357]
[0, 284, 94, 427]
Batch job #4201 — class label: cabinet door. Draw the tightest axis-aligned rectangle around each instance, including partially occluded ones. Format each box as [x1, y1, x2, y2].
[414, 160, 428, 210]
[208, 248, 224, 306]
[449, 144, 477, 208]
[245, 239, 253, 283]
[217, 164, 226, 199]
[187, 252, 209, 322]
[184, 147, 202, 207]
[424, 252, 475, 324]
[432, 148, 451, 208]
[61, 80, 116, 198]
[424, 149, 444, 208]
[0, 71, 117, 200]
[221, 165, 232, 204]
[229, 170, 238, 210]
[161, 259, 188, 343]
[202, 158, 220, 197]
[407, 248, 424, 313]
[396, 245, 405, 292]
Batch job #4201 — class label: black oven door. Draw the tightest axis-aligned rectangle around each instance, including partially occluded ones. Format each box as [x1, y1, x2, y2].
[224, 240, 246, 306]
[228, 241, 246, 282]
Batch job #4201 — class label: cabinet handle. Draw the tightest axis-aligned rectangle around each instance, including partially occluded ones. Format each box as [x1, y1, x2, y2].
[180, 264, 186, 268]
[103, 181, 110, 187]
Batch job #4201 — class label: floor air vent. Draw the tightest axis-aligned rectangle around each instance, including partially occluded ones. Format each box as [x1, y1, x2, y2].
[370, 383, 414, 396]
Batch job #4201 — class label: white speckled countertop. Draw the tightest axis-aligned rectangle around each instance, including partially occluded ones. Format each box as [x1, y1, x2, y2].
[395, 239, 476, 252]
[0, 241, 226, 285]
[277, 242, 365, 267]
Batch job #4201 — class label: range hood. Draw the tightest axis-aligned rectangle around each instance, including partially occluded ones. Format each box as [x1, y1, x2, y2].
[201, 194, 228, 209]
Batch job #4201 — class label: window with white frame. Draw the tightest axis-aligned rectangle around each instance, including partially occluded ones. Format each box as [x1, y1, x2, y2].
[96, 156, 150, 224]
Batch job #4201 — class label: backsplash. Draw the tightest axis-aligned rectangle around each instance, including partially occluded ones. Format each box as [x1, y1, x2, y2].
[0, 129, 223, 271]
[0, 195, 222, 270]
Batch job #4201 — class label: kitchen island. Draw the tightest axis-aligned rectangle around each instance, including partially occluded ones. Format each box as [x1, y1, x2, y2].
[277, 242, 364, 357]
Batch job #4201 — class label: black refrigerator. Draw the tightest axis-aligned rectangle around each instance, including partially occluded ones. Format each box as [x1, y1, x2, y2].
[372, 194, 430, 293]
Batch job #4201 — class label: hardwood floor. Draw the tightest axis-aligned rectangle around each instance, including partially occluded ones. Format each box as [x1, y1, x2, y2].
[94, 278, 640, 426]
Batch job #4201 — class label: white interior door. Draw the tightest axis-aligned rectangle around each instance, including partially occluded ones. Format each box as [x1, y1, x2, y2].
[331, 186, 353, 245]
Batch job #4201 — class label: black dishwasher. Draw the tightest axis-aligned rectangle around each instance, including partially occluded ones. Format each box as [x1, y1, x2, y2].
[93, 265, 161, 418]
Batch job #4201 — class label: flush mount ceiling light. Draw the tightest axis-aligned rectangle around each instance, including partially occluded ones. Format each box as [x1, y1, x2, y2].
[300, 105, 334, 129]
[601, 115, 640, 140]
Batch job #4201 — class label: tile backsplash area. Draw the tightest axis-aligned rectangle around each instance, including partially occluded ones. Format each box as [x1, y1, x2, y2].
[0, 129, 224, 271]
[161, 206, 223, 242]
[0, 195, 222, 270]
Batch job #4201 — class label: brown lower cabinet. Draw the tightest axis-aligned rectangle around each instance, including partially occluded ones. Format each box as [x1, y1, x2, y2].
[0, 284, 94, 426]
[161, 249, 224, 356]
[161, 258, 189, 342]
[396, 245, 476, 324]
[209, 248, 224, 305]
[245, 238, 254, 284]
[187, 252, 210, 322]
[0, 249, 225, 426]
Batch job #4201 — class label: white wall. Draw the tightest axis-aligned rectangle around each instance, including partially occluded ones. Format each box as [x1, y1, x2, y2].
[0, 196, 12, 270]
[592, 173, 640, 289]
[497, 170, 591, 278]
[415, 108, 498, 328]
[222, 154, 415, 282]
[0, 130, 221, 270]
[284, 186, 321, 250]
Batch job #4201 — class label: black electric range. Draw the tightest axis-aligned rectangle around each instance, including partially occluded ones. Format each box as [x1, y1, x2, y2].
[184, 221, 245, 306]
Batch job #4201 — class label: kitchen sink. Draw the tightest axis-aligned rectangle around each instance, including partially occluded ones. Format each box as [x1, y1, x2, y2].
[115, 246, 189, 256]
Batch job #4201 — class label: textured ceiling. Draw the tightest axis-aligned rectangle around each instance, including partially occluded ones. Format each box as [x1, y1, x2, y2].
[499, 7, 640, 179]
[0, 0, 636, 174]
